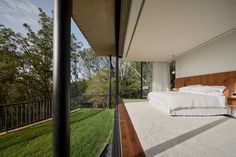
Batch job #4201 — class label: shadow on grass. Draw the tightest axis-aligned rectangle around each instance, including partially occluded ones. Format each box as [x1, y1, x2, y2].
[0, 129, 52, 151]
[70, 109, 106, 125]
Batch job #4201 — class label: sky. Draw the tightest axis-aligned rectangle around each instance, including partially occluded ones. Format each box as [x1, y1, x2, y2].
[0, 0, 90, 48]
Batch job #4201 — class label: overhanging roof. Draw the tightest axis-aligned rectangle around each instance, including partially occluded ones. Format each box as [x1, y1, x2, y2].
[122, 0, 236, 62]
[72, 0, 236, 61]
[72, 0, 117, 56]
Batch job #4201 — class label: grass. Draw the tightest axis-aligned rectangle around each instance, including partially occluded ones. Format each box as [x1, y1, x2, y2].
[0, 109, 114, 157]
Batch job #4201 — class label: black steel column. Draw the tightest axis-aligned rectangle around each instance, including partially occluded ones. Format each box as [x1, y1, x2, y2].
[109, 55, 112, 108]
[112, 0, 121, 156]
[115, 56, 119, 108]
[53, 0, 71, 157]
[112, 55, 121, 157]
[140, 62, 143, 99]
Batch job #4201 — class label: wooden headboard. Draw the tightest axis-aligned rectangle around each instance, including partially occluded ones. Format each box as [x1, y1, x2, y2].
[175, 71, 236, 96]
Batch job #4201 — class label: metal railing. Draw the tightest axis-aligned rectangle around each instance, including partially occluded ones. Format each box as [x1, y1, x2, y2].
[0, 94, 111, 133]
[70, 94, 110, 110]
[0, 99, 52, 132]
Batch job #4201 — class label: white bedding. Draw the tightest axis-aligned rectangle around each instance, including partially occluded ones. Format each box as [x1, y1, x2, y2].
[149, 98, 230, 116]
[148, 91, 226, 115]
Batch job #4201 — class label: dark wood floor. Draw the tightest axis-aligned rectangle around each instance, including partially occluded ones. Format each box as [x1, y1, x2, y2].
[119, 100, 146, 157]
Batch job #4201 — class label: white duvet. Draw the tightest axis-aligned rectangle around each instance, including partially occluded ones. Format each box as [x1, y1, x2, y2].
[148, 91, 226, 111]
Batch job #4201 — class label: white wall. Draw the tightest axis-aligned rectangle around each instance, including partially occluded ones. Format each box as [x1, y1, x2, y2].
[152, 62, 170, 91]
[176, 30, 236, 78]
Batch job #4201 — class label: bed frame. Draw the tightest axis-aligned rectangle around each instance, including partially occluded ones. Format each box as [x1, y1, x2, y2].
[175, 71, 236, 97]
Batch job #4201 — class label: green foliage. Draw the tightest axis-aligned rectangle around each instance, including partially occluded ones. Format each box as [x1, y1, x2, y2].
[86, 69, 110, 94]
[70, 80, 87, 97]
[119, 62, 141, 98]
[120, 73, 140, 98]
[77, 48, 106, 80]
[85, 60, 149, 102]
[85, 69, 114, 107]
[0, 8, 54, 102]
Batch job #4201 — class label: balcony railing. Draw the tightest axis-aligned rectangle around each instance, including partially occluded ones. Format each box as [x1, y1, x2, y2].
[0, 94, 110, 133]
[70, 94, 110, 109]
[0, 99, 52, 132]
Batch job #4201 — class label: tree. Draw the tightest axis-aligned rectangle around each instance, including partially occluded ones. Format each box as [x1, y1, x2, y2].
[119, 62, 141, 98]
[77, 48, 106, 80]
[0, 8, 82, 103]
[84, 59, 150, 101]
[71, 33, 83, 82]
[0, 45, 18, 102]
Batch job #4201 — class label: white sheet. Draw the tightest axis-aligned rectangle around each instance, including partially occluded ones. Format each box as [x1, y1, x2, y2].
[148, 91, 226, 114]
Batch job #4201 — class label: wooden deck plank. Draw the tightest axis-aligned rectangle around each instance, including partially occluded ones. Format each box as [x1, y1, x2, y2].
[119, 101, 146, 157]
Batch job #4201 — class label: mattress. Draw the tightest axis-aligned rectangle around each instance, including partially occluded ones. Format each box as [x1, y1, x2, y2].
[149, 98, 231, 116]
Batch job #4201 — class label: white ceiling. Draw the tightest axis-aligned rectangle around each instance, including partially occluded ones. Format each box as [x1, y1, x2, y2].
[123, 0, 236, 61]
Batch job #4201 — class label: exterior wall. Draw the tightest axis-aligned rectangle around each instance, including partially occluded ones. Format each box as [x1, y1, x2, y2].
[152, 62, 170, 91]
[176, 30, 236, 78]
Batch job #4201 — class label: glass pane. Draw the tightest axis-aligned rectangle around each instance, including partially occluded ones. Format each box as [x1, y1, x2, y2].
[142, 62, 153, 98]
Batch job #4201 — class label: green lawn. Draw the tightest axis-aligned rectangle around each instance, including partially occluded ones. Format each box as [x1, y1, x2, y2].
[0, 109, 114, 157]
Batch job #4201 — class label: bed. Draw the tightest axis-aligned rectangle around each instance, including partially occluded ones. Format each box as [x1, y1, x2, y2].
[148, 85, 231, 116]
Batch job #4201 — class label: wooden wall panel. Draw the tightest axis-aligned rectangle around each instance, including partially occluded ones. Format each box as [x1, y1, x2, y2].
[175, 71, 236, 96]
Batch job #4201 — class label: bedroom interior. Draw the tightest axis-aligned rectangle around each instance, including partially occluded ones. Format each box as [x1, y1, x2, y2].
[122, 69, 236, 156]
[128, 26, 236, 157]
[115, 0, 236, 156]
[121, 35, 236, 157]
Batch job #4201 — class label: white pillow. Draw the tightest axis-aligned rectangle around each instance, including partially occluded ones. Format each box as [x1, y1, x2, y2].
[187, 84, 202, 87]
[211, 86, 226, 93]
[207, 91, 224, 96]
[179, 86, 191, 92]
[179, 85, 202, 91]
[190, 86, 216, 94]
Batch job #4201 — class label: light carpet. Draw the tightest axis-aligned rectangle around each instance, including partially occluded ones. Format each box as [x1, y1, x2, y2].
[125, 101, 236, 157]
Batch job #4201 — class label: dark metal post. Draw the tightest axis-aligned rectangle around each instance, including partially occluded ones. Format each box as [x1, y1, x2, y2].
[109, 55, 112, 108]
[53, 0, 71, 157]
[5, 106, 7, 132]
[115, 57, 119, 109]
[140, 62, 143, 99]
[21, 104, 23, 126]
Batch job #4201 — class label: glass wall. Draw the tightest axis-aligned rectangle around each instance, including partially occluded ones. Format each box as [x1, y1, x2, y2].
[141, 62, 153, 98]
